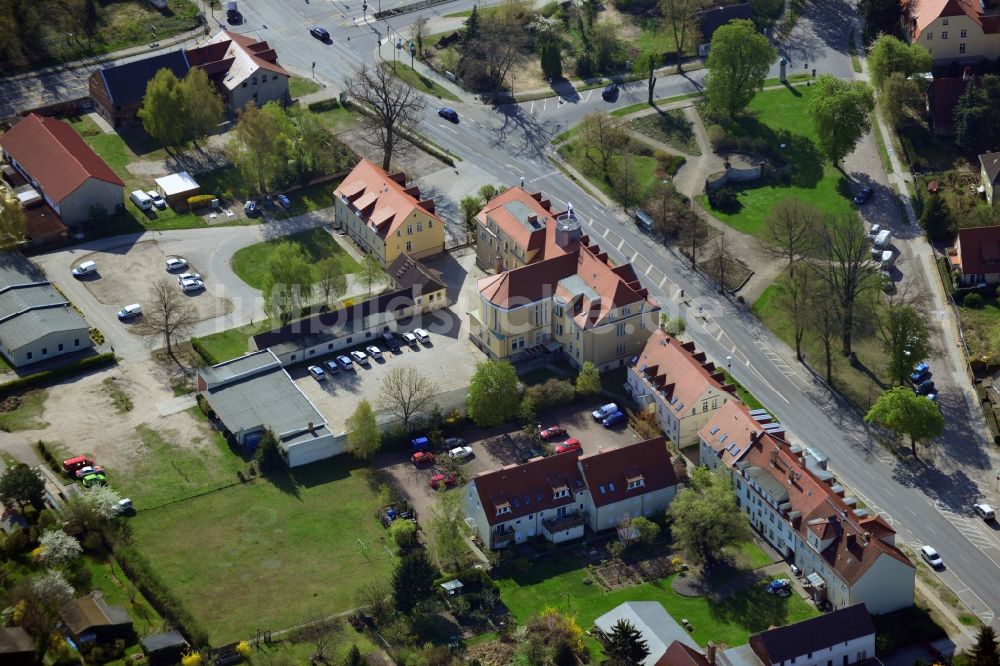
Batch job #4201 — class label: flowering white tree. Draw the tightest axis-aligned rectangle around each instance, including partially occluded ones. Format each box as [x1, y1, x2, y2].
[38, 530, 82, 566]
[84, 485, 124, 520]
[32, 569, 75, 608]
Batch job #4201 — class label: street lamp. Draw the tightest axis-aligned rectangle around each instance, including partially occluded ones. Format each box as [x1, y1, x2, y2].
[726, 355, 732, 371]
[408, 40, 415, 68]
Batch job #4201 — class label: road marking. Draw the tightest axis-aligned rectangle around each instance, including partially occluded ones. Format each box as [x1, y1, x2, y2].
[530, 101, 535, 114]
[583, 90, 593, 102]
[440, 125, 458, 135]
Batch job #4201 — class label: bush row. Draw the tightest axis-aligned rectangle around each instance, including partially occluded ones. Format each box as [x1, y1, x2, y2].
[0, 353, 117, 398]
[105, 534, 210, 648]
[35, 439, 63, 476]
[190, 337, 219, 366]
[524, 377, 576, 412]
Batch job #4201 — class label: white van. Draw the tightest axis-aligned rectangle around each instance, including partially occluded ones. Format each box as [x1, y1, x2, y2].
[880, 250, 894, 269]
[117, 303, 142, 321]
[872, 229, 891, 250]
[130, 190, 153, 211]
[71, 260, 97, 278]
[974, 503, 996, 521]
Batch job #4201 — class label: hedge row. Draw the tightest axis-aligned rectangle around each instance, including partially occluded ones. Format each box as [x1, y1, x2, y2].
[35, 439, 63, 476]
[187, 194, 216, 209]
[0, 353, 117, 397]
[190, 337, 219, 366]
[106, 534, 210, 648]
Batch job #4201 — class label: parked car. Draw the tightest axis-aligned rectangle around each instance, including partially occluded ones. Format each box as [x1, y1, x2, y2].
[443, 437, 464, 448]
[165, 257, 188, 272]
[310, 26, 330, 40]
[603, 411, 626, 428]
[366, 345, 383, 360]
[82, 473, 106, 488]
[974, 503, 996, 521]
[765, 579, 791, 595]
[601, 83, 619, 101]
[62, 456, 94, 473]
[920, 545, 944, 569]
[382, 332, 401, 352]
[244, 200, 258, 217]
[323, 360, 340, 374]
[75, 465, 105, 479]
[117, 303, 142, 321]
[176, 272, 202, 285]
[350, 350, 370, 365]
[147, 190, 167, 209]
[429, 472, 458, 489]
[853, 186, 874, 205]
[411, 436, 430, 451]
[337, 355, 353, 370]
[412, 451, 435, 465]
[276, 194, 291, 209]
[115, 498, 133, 515]
[72, 260, 97, 278]
[307, 365, 326, 381]
[226, 9, 242, 24]
[448, 446, 474, 460]
[915, 380, 936, 396]
[180, 277, 204, 292]
[592, 403, 618, 421]
[414, 328, 430, 344]
[402, 332, 419, 347]
[868, 224, 881, 238]
[540, 425, 566, 440]
[910, 367, 931, 383]
[437, 107, 459, 122]
[555, 439, 582, 454]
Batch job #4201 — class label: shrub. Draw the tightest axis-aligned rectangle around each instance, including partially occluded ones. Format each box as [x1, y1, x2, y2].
[963, 292, 984, 308]
[307, 98, 343, 113]
[708, 187, 740, 213]
[707, 124, 727, 149]
[389, 519, 418, 548]
[187, 194, 216, 210]
[525, 378, 576, 411]
[190, 338, 219, 366]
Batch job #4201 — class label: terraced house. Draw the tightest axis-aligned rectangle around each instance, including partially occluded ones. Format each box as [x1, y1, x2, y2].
[469, 191, 659, 369]
[334, 159, 444, 267]
[699, 402, 915, 614]
[907, 0, 1000, 63]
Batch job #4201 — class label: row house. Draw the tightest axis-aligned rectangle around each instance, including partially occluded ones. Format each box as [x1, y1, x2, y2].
[469, 196, 660, 370]
[698, 403, 915, 615]
[463, 437, 678, 549]
[628, 330, 738, 448]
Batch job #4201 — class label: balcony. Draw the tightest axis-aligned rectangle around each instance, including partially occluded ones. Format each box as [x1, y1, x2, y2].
[491, 530, 514, 548]
[543, 511, 585, 532]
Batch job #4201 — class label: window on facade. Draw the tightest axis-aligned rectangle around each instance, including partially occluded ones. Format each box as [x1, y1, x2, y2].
[242, 81, 248, 87]
[58, 343, 63, 351]
[927, 32, 932, 39]
[941, 31, 948, 39]
[608, 482, 616, 492]
[407, 224, 413, 235]
[943, 17, 949, 24]
[74, 339, 80, 347]
[42, 348, 47, 356]
[616, 343, 626, 355]
[598, 485, 606, 494]
[26, 352, 32, 360]
[556, 324, 563, 335]
[496, 506, 511, 516]
[428, 220, 433, 227]
[627, 479, 645, 490]
[347, 337, 352, 343]
[406, 241, 412, 252]
[960, 42, 966, 53]
[622, 305, 631, 315]
[291, 355, 297, 361]
[309, 350, 315, 355]
[417, 221, 423, 232]
[617, 323, 627, 336]
[252, 76, 257, 84]
[961, 29, 967, 37]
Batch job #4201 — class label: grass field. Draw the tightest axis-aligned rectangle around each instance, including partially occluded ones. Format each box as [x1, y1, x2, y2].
[387, 62, 460, 102]
[289, 76, 322, 98]
[698, 85, 854, 237]
[628, 109, 700, 156]
[231, 227, 362, 290]
[496, 552, 818, 657]
[0, 389, 49, 432]
[194, 320, 272, 363]
[129, 458, 397, 643]
[559, 140, 661, 205]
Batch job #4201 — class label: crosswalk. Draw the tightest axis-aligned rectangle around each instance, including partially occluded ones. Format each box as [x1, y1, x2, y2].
[933, 500, 999, 552]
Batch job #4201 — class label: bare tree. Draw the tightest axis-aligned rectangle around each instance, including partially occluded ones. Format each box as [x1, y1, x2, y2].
[759, 198, 822, 273]
[411, 16, 428, 56]
[814, 214, 881, 357]
[136, 279, 198, 366]
[377, 364, 437, 429]
[660, 0, 704, 72]
[807, 273, 840, 383]
[359, 254, 386, 297]
[616, 513, 636, 548]
[294, 615, 343, 664]
[580, 112, 627, 178]
[345, 63, 425, 171]
[713, 234, 734, 295]
[355, 579, 392, 626]
[678, 207, 702, 269]
[314, 257, 348, 309]
[775, 260, 813, 361]
[465, 12, 528, 92]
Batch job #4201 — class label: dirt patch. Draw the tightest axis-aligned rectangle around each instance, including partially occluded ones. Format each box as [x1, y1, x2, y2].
[336, 128, 446, 179]
[0, 395, 24, 412]
[77, 241, 233, 324]
[18, 360, 212, 473]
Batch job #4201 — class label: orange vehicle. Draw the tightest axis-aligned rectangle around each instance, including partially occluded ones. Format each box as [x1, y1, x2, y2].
[62, 456, 94, 473]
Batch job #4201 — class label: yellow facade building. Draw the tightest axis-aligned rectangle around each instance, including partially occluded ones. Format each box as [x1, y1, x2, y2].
[907, 0, 1000, 63]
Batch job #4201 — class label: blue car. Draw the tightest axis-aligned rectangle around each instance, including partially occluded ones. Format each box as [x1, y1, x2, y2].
[437, 107, 458, 122]
[276, 194, 291, 209]
[916, 380, 935, 396]
[910, 368, 931, 383]
[602, 411, 626, 428]
[912, 361, 928, 374]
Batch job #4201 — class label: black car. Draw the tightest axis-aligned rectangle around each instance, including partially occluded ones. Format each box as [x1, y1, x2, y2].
[437, 107, 459, 122]
[381, 331, 401, 352]
[853, 186, 874, 205]
[226, 9, 242, 24]
[310, 26, 330, 41]
[601, 83, 619, 101]
[916, 379, 936, 396]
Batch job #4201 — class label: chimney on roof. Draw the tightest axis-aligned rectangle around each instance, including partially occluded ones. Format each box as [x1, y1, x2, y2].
[388, 171, 407, 185]
[846, 533, 856, 548]
[707, 642, 717, 665]
[862, 531, 871, 545]
[418, 198, 436, 214]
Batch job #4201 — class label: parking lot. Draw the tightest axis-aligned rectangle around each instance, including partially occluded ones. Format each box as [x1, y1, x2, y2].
[375, 399, 638, 524]
[74, 241, 233, 327]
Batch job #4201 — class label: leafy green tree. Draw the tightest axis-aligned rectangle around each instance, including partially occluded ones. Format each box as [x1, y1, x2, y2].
[954, 75, 1000, 154]
[968, 625, 1000, 666]
[178, 67, 224, 145]
[429, 489, 467, 571]
[464, 4, 480, 42]
[667, 466, 751, 565]
[391, 551, 437, 613]
[631, 516, 661, 545]
[882, 71, 923, 127]
[467, 359, 521, 426]
[479, 184, 501, 201]
[0, 463, 45, 511]
[360, 253, 385, 297]
[262, 242, 315, 324]
[576, 361, 601, 395]
[875, 301, 933, 387]
[344, 645, 364, 666]
[540, 41, 563, 79]
[750, 0, 784, 27]
[808, 76, 875, 166]
[314, 257, 348, 309]
[139, 68, 185, 148]
[389, 519, 418, 548]
[705, 19, 776, 118]
[605, 619, 650, 665]
[228, 101, 284, 193]
[460, 195, 484, 230]
[867, 35, 932, 91]
[864, 387, 944, 460]
[0, 186, 26, 249]
[919, 194, 953, 242]
[255, 429, 286, 472]
[347, 399, 381, 460]
[590, 19, 625, 71]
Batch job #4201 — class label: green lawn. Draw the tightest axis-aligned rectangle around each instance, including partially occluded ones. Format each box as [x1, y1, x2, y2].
[129, 458, 397, 643]
[698, 85, 854, 238]
[497, 553, 818, 657]
[193, 321, 271, 363]
[870, 111, 893, 174]
[231, 227, 362, 290]
[83, 553, 164, 637]
[289, 76, 322, 98]
[628, 109, 700, 156]
[309, 100, 359, 133]
[387, 62, 460, 102]
[560, 140, 661, 205]
[0, 389, 49, 432]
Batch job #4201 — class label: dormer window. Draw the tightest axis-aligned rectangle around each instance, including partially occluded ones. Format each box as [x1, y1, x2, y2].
[553, 488, 569, 499]
[627, 479, 645, 490]
[496, 505, 511, 516]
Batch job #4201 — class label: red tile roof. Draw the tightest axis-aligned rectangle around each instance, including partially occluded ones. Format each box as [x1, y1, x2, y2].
[956, 225, 1000, 276]
[0, 114, 124, 203]
[472, 453, 584, 526]
[657, 641, 709, 666]
[910, 0, 983, 39]
[334, 159, 442, 240]
[699, 401, 767, 465]
[478, 252, 578, 307]
[637, 330, 736, 420]
[477, 187, 560, 256]
[578, 437, 678, 507]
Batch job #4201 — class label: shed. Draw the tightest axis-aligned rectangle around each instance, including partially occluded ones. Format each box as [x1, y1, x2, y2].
[440, 580, 464, 595]
[141, 629, 190, 666]
[0, 626, 35, 666]
[60, 595, 134, 644]
[154, 172, 201, 208]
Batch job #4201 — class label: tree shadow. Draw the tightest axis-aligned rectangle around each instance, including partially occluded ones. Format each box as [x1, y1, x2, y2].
[728, 116, 824, 188]
[707, 583, 794, 633]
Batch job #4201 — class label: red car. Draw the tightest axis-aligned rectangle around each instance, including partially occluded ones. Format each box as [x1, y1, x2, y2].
[539, 425, 566, 440]
[411, 451, 435, 465]
[62, 455, 94, 473]
[555, 439, 581, 454]
[429, 472, 458, 489]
